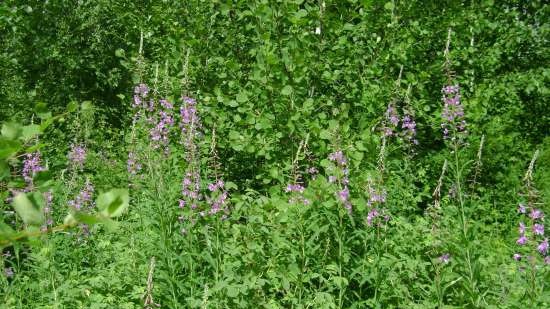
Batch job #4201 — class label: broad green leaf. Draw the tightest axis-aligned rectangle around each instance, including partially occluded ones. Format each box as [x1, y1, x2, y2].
[281, 85, 293, 96]
[1, 122, 22, 140]
[0, 160, 10, 180]
[13, 193, 44, 226]
[0, 138, 21, 159]
[21, 124, 42, 141]
[67, 101, 79, 112]
[236, 91, 248, 103]
[63, 213, 77, 226]
[319, 130, 331, 140]
[81, 101, 93, 110]
[115, 48, 125, 58]
[97, 189, 129, 218]
[74, 212, 103, 225]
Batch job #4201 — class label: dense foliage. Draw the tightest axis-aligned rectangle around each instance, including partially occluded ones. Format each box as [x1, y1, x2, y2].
[1, 0, 549, 308]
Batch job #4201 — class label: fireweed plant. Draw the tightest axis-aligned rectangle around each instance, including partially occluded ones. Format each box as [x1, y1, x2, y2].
[513, 150, 548, 302]
[432, 29, 487, 307]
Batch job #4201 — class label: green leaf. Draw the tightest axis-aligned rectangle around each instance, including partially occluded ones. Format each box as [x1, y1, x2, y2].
[81, 101, 93, 111]
[13, 193, 44, 226]
[74, 212, 103, 225]
[384, 2, 394, 10]
[0, 160, 9, 180]
[63, 213, 77, 226]
[1, 122, 22, 140]
[236, 91, 249, 103]
[281, 85, 293, 96]
[67, 101, 79, 112]
[21, 124, 42, 141]
[319, 130, 331, 140]
[0, 221, 15, 238]
[97, 189, 129, 218]
[0, 138, 21, 159]
[115, 48, 125, 58]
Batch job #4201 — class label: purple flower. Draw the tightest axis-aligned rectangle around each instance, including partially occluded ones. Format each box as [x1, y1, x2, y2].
[533, 224, 544, 236]
[401, 114, 418, 144]
[338, 186, 349, 202]
[517, 235, 528, 245]
[132, 84, 149, 109]
[68, 180, 94, 211]
[307, 167, 318, 175]
[160, 99, 173, 109]
[22, 151, 44, 184]
[328, 151, 347, 166]
[127, 152, 142, 175]
[530, 208, 544, 220]
[367, 208, 379, 226]
[68, 144, 87, 169]
[441, 84, 467, 138]
[439, 253, 451, 264]
[518, 203, 526, 214]
[538, 239, 548, 255]
[4, 267, 14, 278]
[513, 253, 522, 261]
[519, 222, 526, 234]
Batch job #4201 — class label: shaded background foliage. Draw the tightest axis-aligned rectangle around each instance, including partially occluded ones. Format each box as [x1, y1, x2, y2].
[1, 0, 547, 186]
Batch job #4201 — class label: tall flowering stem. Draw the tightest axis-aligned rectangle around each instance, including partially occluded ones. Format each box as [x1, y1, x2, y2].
[178, 96, 202, 232]
[513, 150, 548, 302]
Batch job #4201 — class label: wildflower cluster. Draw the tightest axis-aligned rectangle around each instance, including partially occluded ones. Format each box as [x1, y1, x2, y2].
[285, 183, 310, 205]
[127, 151, 142, 175]
[515, 204, 548, 264]
[132, 83, 150, 110]
[180, 97, 200, 149]
[383, 103, 400, 137]
[180, 171, 201, 211]
[382, 103, 418, 145]
[513, 150, 549, 265]
[68, 144, 87, 170]
[150, 99, 175, 155]
[68, 180, 95, 211]
[365, 179, 389, 226]
[178, 96, 202, 221]
[206, 179, 229, 218]
[22, 151, 44, 189]
[177, 96, 232, 232]
[441, 84, 467, 139]
[327, 150, 352, 213]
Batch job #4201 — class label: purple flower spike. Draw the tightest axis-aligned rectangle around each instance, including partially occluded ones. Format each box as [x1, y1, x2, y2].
[513, 253, 522, 261]
[68, 144, 87, 169]
[517, 235, 528, 245]
[538, 239, 548, 255]
[533, 224, 544, 236]
[530, 209, 544, 220]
